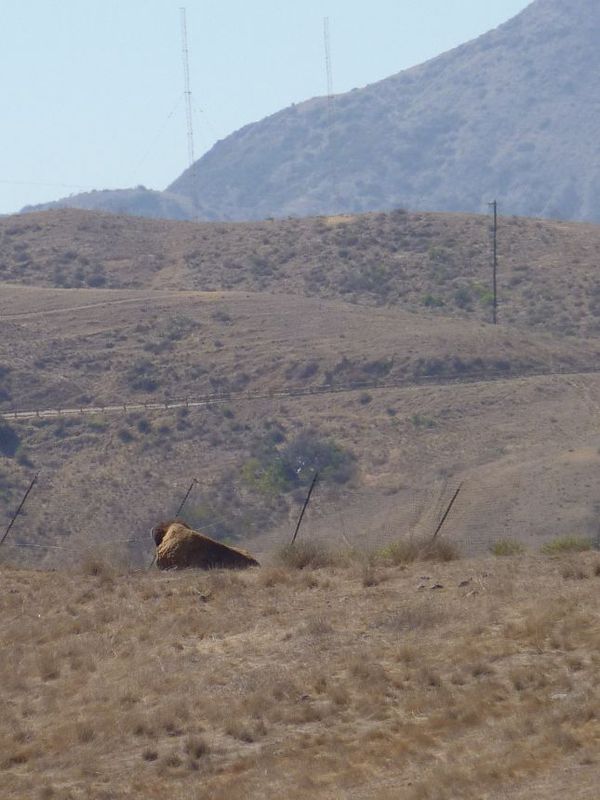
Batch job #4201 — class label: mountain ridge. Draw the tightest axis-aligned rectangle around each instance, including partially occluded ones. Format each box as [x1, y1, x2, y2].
[23, 0, 600, 223]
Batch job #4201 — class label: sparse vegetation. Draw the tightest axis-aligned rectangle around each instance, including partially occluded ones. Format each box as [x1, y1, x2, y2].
[276, 540, 335, 570]
[541, 535, 594, 555]
[125, 358, 160, 393]
[0, 423, 20, 457]
[490, 538, 526, 556]
[2, 552, 599, 799]
[381, 536, 459, 564]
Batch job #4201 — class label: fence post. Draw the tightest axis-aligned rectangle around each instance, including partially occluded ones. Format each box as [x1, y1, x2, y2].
[175, 478, 198, 519]
[0, 472, 39, 549]
[291, 472, 319, 545]
[432, 482, 463, 540]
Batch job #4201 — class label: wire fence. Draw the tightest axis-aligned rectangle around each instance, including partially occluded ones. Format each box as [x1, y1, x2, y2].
[0, 468, 459, 570]
[2, 460, 600, 571]
[3, 364, 600, 422]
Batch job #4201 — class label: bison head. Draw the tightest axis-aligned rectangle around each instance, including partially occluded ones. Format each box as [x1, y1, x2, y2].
[151, 519, 191, 547]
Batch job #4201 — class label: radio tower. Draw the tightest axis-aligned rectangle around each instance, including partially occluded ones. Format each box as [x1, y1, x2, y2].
[323, 17, 337, 204]
[323, 18, 334, 125]
[180, 7, 195, 167]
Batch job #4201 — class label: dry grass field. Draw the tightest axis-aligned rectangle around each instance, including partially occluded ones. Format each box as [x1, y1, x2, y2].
[2, 550, 600, 799]
[3, 208, 600, 798]
[1, 282, 597, 413]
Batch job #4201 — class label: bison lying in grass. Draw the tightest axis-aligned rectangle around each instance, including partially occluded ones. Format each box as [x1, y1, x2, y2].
[152, 520, 260, 570]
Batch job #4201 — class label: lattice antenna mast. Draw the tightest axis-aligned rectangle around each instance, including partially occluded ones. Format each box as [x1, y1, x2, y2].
[323, 17, 338, 202]
[323, 18, 334, 122]
[180, 7, 195, 167]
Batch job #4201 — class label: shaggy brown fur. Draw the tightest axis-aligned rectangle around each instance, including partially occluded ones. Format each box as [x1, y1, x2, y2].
[152, 520, 260, 570]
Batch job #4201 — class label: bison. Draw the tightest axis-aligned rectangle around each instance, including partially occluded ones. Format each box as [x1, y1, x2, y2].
[151, 520, 260, 570]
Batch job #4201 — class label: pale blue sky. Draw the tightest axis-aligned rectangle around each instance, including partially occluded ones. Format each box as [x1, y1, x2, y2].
[1, 0, 531, 215]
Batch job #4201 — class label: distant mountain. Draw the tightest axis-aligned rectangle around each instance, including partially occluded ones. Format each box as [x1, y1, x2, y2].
[23, 0, 600, 223]
[22, 186, 194, 221]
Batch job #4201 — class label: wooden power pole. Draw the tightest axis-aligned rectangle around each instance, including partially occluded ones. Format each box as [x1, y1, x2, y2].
[489, 200, 498, 324]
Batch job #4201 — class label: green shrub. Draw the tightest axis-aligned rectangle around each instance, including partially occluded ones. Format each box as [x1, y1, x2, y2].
[243, 430, 355, 496]
[490, 539, 526, 556]
[541, 536, 593, 555]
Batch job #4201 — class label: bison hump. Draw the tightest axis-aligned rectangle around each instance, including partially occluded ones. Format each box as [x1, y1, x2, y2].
[156, 523, 259, 570]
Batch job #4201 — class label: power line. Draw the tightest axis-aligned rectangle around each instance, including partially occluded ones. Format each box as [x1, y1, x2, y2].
[130, 95, 184, 182]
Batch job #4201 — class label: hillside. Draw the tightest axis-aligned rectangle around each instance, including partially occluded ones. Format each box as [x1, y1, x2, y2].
[24, 0, 600, 223]
[5, 208, 600, 338]
[23, 186, 194, 222]
[168, 0, 600, 222]
[3, 552, 600, 799]
[3, 209, 600, 562]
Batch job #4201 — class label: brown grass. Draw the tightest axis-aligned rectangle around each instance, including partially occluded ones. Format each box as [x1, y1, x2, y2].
[2, 554, 600, 799]
[381, 536, 460, 565]
[275, 541, 336, 570]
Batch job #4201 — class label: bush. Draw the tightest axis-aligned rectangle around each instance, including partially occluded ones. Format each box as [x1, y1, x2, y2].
[276, 541, 334, 570]
[381, 536, 459, 565]
[125, 359, 159, 392]
[454, 286, 473, 310]
[423, 293, 444, 308]
[490, 539, 526, 556]
[243, 430, 355, 495]
[541, 536, 593, 555]
[411, 414, 436, 429]
[280, 430, 355, 486]
[0, 423, 20, 457]
[137, 418, 152, 434]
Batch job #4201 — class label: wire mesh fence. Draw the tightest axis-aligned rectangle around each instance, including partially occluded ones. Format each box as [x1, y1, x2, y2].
[2, 462, 599, 570]
[0, 469, 466, 570]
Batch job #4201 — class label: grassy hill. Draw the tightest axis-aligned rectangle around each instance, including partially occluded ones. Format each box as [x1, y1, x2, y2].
[3, 205, 600, 797]
[2, 208, 600, 562]
[4, 208, 600, 337]
[3, 551, 600, 799]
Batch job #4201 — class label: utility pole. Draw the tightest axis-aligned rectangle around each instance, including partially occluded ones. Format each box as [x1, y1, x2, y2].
[180, 7, 195, 168]
[488, 200, 498, 324]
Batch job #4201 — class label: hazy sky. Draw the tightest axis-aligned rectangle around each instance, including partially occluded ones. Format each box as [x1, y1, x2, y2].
[1, 0, 531, 215]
